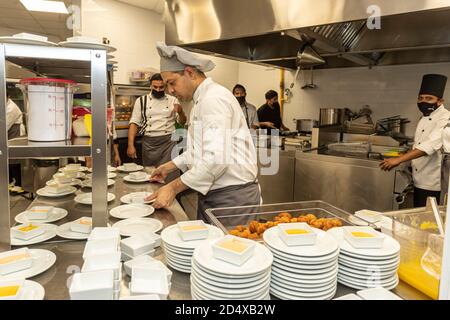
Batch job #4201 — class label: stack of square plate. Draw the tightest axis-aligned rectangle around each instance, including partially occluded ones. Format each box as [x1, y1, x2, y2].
[263, 227, 339, 300]
[160, 224, 224, 273]
[190, 241, 273, 300]
[327, 227, 400, 290]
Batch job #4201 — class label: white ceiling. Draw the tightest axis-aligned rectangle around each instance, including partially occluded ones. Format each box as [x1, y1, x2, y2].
[0, 0, 79, 42]
[117, 0, 164, 14]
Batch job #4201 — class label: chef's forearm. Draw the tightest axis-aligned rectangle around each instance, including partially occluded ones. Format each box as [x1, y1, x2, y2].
[128, 123, 138, 145]
[398, 149, 427, 163]
[167, 177, 189, 195]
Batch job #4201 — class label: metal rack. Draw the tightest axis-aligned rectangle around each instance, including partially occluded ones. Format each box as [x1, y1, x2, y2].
[0, 43, 108, 252]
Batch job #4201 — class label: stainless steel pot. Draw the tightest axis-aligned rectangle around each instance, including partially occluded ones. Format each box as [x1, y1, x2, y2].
[294, 119, 318, 132]
[319, 108, 345, 126]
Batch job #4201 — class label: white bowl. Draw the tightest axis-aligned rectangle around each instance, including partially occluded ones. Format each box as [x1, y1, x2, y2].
[120, 234, 156, 257]
[130, 266, 169, 299]
[69, 270, 114, 300]
[139, 261, 173, 284]
[278, 222, 318, 246]
[11, 224, 46, 241]
[343, 226, 385, 249]
[0, 279, 25, 300]
[70, 217, 92, 234]
[81, 252, 122, 280]
[211, 235, 256, 266]
[177, 220, 209, 241]
[88, 227, 121, 242]
[123, 255, 158, 276]
[83, 238, 120, 259]
[120, 294, 160, 300]
[26, 206, 54, 220]
[0, 248, 33, 275]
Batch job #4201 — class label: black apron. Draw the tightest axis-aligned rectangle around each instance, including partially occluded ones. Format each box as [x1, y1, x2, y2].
[197, 181, 261, 223]
[142, 134, 179, 183]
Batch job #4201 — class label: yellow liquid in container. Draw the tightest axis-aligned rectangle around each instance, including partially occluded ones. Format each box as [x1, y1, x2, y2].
[219, 239, 248, 253]
[0, 253, 30, 265]
[0, 286, 20, 297]
[18, 225, 38, 232]
[351, 232, 374, 238]
[79, 220, 91, 225]
[398, 258, 439, 300]
[285, 229, 310, 235]
[182, 225, 207, 231]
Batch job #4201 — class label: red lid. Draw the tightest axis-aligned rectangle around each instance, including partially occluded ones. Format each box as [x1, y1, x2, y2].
[20, 78, 77, 85]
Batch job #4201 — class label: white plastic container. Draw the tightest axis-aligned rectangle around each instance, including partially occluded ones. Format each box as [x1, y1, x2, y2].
[120, 234, 156, 257]
[83, 238, 120, 259]
[130, 266, 169, 299]
[0, 279, 26, 300]
[343, 226, 385, 249]
[81, 252, 122, 280]
[139, 261, 173, 284]
[70, 217, 92, 234]
[0, 248, 33, 275]
[18, 78, 77, 142]
[88, 227, 121, 242]
[278, 222, 317, 246]
[26, 206, 54, 220]
[69, 270, 114, 300]
[123, 255, 158, 277]
[121, 249, 155, 263]
[178, 220, 208, 241]
[11, 224, 45, 240]
[212, 235, 256, 266]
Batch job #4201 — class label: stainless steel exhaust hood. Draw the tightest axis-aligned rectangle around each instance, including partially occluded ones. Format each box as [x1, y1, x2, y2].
[164, 0, 450, 69]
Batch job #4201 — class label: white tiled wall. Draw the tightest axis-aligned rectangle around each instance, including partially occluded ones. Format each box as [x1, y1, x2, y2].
[238, 62, 450, 136]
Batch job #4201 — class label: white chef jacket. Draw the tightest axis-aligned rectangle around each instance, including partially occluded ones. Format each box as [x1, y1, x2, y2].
[129, 94, 180, 137]
[172, 78, 258, 195]
[6, 99, 25, 136]
[412, 105, 450, 191]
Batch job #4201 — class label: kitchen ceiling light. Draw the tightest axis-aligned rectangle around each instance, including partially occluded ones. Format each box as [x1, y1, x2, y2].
[20, 0, 69, 14]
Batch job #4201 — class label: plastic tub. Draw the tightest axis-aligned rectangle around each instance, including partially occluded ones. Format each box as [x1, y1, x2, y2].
[18, 78, 77, 141]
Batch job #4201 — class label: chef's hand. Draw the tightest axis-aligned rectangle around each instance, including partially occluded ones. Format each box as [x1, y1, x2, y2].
[380, 158, 402, 171]
[127, 145, 137, 159]
[173, 104, 183, 114]
[113, 154, 122, 167]
[260, 122, 276, 129]
[149, 164, 169, 183]
[145, 184, 176, 209]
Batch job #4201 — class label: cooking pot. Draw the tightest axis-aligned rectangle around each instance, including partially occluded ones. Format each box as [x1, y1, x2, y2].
[294, 119, 318, 132]
[319, 108, 346, 126]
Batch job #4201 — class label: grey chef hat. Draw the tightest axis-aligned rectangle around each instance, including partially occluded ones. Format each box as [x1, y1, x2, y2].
[156, 41, 215, 73]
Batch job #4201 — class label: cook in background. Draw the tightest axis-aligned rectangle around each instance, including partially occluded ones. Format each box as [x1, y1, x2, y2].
[6, 94, 25, 190]
[147, 42, 261, 221]
[127, 73, 186, 182]
[381, 74, 449, 207]
[257, 90, 290, 133]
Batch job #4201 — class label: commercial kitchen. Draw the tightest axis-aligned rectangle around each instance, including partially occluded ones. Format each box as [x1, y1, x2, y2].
[0, 0, 449, 301]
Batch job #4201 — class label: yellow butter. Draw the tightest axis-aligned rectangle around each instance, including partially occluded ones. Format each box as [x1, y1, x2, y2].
[181, 225, 207, 232]
[351, 231, 374, 238]
[285, 229, 310, 235]
[0, 253, 30, 265]
[0, 286, 20, 297]
[18, 225, 39, 232]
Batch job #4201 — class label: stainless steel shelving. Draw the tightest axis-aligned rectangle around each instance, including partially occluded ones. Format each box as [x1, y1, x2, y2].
[0, 43, 108, 252]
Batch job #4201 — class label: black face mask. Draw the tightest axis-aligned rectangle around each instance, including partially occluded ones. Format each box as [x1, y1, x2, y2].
[417, 102, 439, 116]
[151, 90, 165, 99]
[236, 96, 246, 105]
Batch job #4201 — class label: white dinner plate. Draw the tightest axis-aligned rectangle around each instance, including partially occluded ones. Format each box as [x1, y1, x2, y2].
[56, 222, 90, 240]
[271, 277, 337, 294]
[58, 41, 116, 52]
[191, 280, 269, 300]
[272, 253, 338, 270]
[338, 261, 399, 274]
[166, 261, 191, 274]
[53, 172, 86, 179]
[271, 273, 336, 289]
[164, 248, 192, 262]
[338, 274, 399, 290]
[46, 179, 82, 187]
[109, 204, 155, 219]
[81, 179, 115, 188]
[192, 259, 269, 283]
[88, 166, 117, 173]
[112, 218, 163, 237]
[272, 256, 338, 274]
[327, 227, 401, 258]
[192, 269, 271, 292]
[59, 166, 89, 173]
[18, 280, 45, 300]
[117, 165, 144, 173]
[338, 253, 400, 267]
[263, 227, 339, 258]
[267, 243, 339, 264]
[0, 249, 56, 280]
[36, 186, 77, 198]
[163, 243, 193, 256]
[272, 264, 338, 281]
[0, 36, 57, 46]
[338, 272, 398, 286]
[123, 175, 151, 183]
[165, 255, 191, 268]
[74, 192, 116, 205]
[192, 241, 273, 277]
[161, 224, 224, 250]
[338, 267, 398, 281]
[120, 192, 154, 204]
[15, 208, 68, 224]
[11, 224, 57, 246]
[85, 172, 117, 179]
[270, 283, 337, 300]
[338, 256, 400, 271]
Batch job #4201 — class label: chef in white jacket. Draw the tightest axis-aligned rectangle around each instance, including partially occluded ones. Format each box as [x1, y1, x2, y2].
[6, 95, 25, 139]
[381, 74, 449, 207]
[147, 42, 260, 220]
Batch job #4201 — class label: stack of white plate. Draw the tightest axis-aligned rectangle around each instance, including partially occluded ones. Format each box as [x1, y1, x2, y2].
[263, 227, 339, 300]
[327, 227, 400, 290]
[160, 224, 224, 273]
[191, 241, 273, 300]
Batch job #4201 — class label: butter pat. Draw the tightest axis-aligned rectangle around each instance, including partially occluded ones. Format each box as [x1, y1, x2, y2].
[26, 206, 53, 220]
[70, 217, 92, 234]
[12, 224, 45, 240]
[0, 279, 25, 300]
[0, 248, 33, 275]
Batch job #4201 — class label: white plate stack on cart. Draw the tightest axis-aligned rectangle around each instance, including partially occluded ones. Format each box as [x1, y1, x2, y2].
[69, 228, 122, 300]
[263, 223, 340, 300]
[190, 235, 273, 300]
[160, 222, 224, 273]
[327, 226, 401, 290]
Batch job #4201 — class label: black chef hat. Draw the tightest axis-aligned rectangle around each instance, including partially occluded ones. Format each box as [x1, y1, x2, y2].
[419, 74, 447, 98]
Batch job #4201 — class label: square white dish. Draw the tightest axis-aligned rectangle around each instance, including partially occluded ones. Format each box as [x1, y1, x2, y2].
[120, 234, 156, 257]
[211, 235, 256, 266]
[0, 279, 26, 300]
[81, 252, 122, 280]
[69, 270, 114, 300]
[130, 266, 169, 299]
[343, 226, 385, 249]
[88, 227, 121, 242]
[70, 217, 92, 234]
[278, 222, 317, 246]
[356, 287, 402, 300]
[178, 220, 208, 241]
[83, 238, 120, 259]
[11, 224, 46, 241]
[26, 206, 53, 220]
[123, 255, 158, 276]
